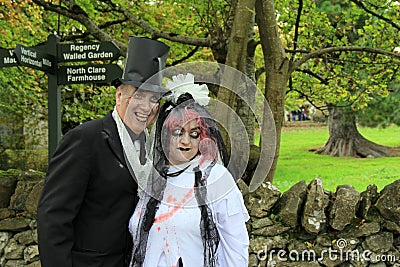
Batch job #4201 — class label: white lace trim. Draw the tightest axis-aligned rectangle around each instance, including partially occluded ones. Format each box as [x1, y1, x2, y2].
[112, 107, 152, 198]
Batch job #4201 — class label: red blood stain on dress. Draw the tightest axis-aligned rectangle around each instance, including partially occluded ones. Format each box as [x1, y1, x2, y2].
[154, 187, 194, 223]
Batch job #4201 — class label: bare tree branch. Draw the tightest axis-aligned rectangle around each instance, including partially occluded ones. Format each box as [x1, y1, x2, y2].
[31, 0, 212, 56]
[298, 69, 329, 85]
[292, 0, 303, 55]
[289, 88, 329, 112]
[32, 0, 127, 51]
[350, 0, 400, 31]
[170, 46, 201, 65]
[291, 46, 400, 73]
[115, 6, 211, 47]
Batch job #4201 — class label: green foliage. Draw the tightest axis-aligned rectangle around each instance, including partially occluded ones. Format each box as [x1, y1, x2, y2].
[358, 81, 400, 127]
[0, 1, 49, 45]
[275, 0, 399, 116]
[0, 168, 21, 178]
[1, 149, 48, 172]
[0, 1, 50, 154]
[61, 84, 115, 133]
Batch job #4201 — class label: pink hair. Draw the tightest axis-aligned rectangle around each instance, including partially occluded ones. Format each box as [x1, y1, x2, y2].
[164, 107, 210, 140]
[163, 107, 220, 165]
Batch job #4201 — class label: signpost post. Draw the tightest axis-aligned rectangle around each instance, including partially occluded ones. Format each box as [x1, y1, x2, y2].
[1, 34, 122, 160]
[46, 35, 61, 160]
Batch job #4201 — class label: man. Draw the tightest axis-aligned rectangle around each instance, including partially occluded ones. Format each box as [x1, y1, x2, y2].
[37, 36, 169, 267]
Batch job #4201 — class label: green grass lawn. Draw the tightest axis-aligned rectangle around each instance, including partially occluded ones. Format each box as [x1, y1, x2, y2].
[270, 124, 400, 193]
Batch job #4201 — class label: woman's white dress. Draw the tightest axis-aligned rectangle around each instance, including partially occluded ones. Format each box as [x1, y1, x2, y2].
[129, 159, 250, 267]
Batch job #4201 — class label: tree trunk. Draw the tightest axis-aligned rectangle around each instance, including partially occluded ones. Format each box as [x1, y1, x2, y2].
[254, 0, 290, 189]
[315, 105, 400, 157]
[216, 0, 257, 180]
[217, 0, 256, 135]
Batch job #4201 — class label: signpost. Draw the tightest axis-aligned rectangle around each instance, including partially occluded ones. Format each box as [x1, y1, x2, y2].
[14, 44, 56, 74]
[58, 41, 120, 62]
[58, 64, 122, 85]
[0, 48, 18, 68]
[1, 34, 122, 160]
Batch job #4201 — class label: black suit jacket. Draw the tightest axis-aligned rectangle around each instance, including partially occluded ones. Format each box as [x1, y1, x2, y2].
[37, 111, 139, 267]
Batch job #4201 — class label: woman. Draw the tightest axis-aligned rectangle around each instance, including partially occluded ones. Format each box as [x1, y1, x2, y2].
[129, 73, 249, 267]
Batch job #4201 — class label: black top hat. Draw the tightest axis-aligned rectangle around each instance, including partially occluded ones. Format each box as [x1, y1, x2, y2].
[119, 36, 170, 92]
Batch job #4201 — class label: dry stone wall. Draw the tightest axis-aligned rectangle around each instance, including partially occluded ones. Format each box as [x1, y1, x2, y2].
[0, 170, 42, 267]
[1, 169, 400, 267]
[241, 179, 400, 267]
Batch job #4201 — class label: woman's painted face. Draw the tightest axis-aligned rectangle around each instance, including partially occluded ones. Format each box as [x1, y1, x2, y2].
[167, 119, 201, 165]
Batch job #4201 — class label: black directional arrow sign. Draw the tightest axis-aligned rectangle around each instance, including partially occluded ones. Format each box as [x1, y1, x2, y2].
[0, 48, 18, 68]
[14, 44, 56, 74]
[58, 41, 120, 63]
[57, 64, 123, 85]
